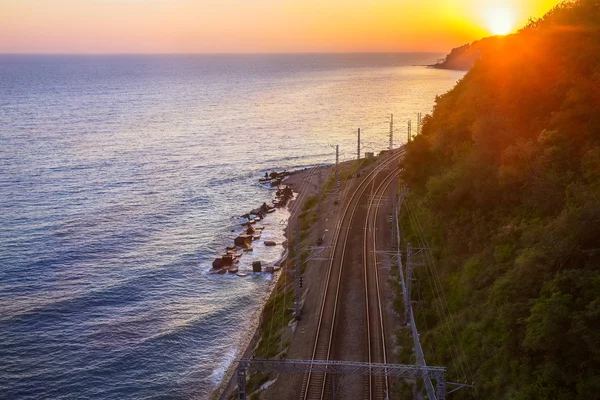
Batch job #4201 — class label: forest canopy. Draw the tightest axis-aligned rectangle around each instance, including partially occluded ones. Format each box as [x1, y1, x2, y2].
[400, 1, 600, 398]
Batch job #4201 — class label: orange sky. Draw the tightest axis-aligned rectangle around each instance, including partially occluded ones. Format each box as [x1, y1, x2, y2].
[0, 0, 561, 53]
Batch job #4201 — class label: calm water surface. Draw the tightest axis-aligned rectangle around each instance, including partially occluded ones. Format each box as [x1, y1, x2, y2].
[0, 54, 464, 399]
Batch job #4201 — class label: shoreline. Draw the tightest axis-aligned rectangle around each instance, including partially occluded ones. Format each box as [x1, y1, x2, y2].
[213, 157, 371, 399]
[211, 267, 284, 400]
[212, 166, 326, 400]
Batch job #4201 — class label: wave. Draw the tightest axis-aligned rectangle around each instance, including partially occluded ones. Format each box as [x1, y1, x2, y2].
[0, 267, 170, 326]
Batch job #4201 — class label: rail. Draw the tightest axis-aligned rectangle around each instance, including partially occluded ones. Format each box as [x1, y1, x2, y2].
[363, 169, 401, 399]
[302, 150, 404, 400]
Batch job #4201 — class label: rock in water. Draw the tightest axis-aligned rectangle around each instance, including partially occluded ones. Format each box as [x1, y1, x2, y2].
[212, 258, 224, 270]
[222, 255, 234, 266]
[234, 235, 252, 247]
[264, 240, 277, 246]
[252, 261, 262, 272]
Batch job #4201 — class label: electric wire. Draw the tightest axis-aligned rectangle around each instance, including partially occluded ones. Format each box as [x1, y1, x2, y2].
[404, 195, 474, 382]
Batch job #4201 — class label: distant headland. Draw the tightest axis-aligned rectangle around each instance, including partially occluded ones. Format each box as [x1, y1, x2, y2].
[430, 34, 515, 71]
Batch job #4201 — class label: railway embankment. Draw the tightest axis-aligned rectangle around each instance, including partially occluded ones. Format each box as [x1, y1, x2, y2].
[215, 154, 396, 400]
[214, 163, 331, 400]
[215, 151, 404, 400]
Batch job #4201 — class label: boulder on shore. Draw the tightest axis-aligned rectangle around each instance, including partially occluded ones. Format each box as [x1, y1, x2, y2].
[274, 185, 294, 207]
[234, 235, 252, 247]
[224, 251, 242, 259]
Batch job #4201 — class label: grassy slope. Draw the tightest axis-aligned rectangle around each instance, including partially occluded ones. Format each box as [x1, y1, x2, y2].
[400, 1, 600, 398]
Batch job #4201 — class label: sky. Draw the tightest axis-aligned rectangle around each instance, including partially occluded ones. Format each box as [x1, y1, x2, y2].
[0, 0, 561, 54]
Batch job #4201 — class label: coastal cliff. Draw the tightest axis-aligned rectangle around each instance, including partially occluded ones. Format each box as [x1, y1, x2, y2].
[401, 1, 600, 398]
[432, 35, 514, 71]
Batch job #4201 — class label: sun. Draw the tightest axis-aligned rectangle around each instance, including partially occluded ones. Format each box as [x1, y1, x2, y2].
[484, 6, 516, 36]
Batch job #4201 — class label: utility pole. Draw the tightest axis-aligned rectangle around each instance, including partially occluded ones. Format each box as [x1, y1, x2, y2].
[389, 114, 394, 150]
[293, 225, 302, 319]
[334, 144, 340, 205]
[406, 242, 437, 400]
[335, 145, 340, 190]
[405, 243, 413, 322]
[417, 113, 422, 135]
[407, 120, 412, 143]
[237, 366, 247, 400]
[317, 167, 324, 246]
[357, 128, 361, 160]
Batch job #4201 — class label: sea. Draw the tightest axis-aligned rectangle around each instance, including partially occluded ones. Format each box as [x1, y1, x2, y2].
[0, 54, 465, 399]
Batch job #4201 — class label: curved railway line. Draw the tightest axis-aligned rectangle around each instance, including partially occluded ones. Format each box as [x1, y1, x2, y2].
[301, 150, 404, 400]
[364, 169, 402, 400]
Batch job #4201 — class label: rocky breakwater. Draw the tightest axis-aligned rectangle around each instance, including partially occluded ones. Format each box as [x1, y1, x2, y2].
[259, 170, 291, 188]
[209, 171, 295, 276]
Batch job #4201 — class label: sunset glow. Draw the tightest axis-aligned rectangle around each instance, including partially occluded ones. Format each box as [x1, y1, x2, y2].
[485, 6, 516, 35]
[0, 0, 562, 53]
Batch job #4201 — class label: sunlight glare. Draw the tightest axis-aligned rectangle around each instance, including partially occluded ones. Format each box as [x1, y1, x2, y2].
[484, 6, 516, 35]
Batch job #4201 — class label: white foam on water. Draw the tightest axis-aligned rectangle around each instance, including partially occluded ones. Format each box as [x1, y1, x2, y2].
[209, 345, 238, 386]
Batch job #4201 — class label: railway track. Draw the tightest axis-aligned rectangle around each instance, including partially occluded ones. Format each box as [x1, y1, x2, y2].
[301, 150, 403, 400]
[363, 169, 401, 400]
[290, 165, 321, 217]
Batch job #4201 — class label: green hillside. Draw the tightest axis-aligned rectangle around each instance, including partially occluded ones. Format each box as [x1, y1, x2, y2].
[400, 1, 600, 398]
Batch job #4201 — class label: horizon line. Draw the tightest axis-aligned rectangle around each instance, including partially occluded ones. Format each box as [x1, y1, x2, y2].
[0, 51, 447, 56]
